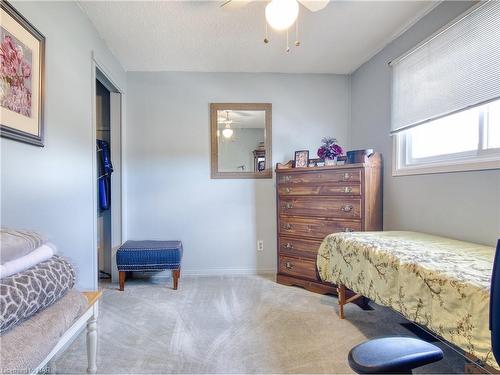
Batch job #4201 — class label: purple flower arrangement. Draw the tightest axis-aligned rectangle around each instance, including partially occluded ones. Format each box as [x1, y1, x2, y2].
[317, 137, 343, 160]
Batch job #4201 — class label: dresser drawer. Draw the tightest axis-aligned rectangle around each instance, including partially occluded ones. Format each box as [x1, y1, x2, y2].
[278, 183, 361, 196]
[279, 255, 319, 281]
[279, 197, 361, 219]
[279, 236, 322, 259]
[278, 169, 361, 185]
[279, 216, 361, 239]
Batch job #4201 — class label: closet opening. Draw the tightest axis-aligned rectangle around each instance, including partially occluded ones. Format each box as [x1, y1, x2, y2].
[94, 66, 122, 287]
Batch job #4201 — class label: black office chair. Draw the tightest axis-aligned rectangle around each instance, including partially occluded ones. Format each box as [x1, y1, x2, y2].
[348, 239, 500, 374]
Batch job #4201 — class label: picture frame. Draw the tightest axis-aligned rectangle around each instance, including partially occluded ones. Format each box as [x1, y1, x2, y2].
[294, 150, 309, 168]
[308, 158, 321, 167]
[336, 155, 347, 165]
[0, 0, 45, 146]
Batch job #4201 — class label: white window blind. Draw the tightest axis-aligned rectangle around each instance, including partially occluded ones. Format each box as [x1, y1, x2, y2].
[390, 1, 500, 134]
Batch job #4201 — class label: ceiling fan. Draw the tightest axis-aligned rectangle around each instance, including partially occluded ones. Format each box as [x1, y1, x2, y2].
[221, 0, 330, 51]
[218, 110, 237, 139]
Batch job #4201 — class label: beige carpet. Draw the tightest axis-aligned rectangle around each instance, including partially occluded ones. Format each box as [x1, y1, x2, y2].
[55, 275, 467, 374]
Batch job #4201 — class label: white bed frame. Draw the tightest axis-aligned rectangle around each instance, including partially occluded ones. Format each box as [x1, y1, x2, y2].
[33, 298, 99, 374]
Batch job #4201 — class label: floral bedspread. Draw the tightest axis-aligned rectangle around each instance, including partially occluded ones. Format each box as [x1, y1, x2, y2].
[317, 231, 496, 368]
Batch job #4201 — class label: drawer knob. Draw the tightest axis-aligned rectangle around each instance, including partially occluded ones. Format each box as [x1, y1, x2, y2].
[284, 223, 292, 230]
[285, 187, 292, 193]
[341, 204, 353, 212]
[284, 175, 291, 182]
[285, 243, 293, 249]
[285, 261, 293, 270]
[343, 173, 352, 181]
[285, 202, 293, 209]
[343, 228, 353, 232]
[343, 186, 352, 193]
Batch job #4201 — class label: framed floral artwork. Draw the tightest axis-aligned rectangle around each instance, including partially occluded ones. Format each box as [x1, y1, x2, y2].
[0, 1, 45, 146]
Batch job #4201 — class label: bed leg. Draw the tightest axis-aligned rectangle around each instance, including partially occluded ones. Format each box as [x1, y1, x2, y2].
[337, 284, 346, 319]
[86, 316, 97, 374]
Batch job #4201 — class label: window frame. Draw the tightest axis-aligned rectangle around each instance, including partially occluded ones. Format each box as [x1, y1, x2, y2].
[392, 107, 500, 176]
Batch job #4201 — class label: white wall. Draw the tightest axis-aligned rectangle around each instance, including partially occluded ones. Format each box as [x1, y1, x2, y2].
[126, 72, 350, 274]
[0, 1, 126, 288]
[350, 1, 500, 246]
[4, 1, 493, 286]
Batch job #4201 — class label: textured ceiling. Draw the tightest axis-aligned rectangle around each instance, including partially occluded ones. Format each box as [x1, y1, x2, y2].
[79, 1, 438, 74]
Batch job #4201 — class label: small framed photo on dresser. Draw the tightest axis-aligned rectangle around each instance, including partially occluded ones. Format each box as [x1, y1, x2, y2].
[308, 158, 320, 167]
[294, 150, 309, 168]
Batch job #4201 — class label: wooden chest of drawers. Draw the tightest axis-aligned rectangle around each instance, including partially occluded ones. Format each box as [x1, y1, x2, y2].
[275, 153, 382, 295]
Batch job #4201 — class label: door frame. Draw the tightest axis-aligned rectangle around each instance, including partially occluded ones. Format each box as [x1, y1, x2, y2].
[91, 52, 125, 289]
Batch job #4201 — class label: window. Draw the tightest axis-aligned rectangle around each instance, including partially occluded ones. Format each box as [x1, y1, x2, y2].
[390, 1, 500, 175]
[394, 99, 500, 175]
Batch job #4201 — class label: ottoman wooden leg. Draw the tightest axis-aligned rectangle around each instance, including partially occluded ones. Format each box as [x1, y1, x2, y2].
[119, 271, 125, 291]
[172, 269, 180, 290]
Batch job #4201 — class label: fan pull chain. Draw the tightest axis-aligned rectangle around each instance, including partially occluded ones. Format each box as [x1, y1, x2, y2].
[264, 21, 269, 44]
[295, 17, 300, 47]
[286, 28, 290, 53]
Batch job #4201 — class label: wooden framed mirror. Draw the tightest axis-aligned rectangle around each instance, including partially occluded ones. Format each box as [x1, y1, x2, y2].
[210, 103, 272, 179]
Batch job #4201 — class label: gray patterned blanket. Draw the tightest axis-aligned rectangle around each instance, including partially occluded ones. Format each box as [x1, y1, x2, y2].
[0, 255, 76, 333]
[0, 228, 47, 264]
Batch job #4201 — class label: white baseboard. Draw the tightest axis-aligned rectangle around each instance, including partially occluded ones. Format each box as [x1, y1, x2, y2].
[182, 268, 276, 277]
[133, 268, 276, 279]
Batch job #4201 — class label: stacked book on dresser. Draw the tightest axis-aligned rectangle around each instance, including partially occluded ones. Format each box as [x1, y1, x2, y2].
[0, 228, 87, 372]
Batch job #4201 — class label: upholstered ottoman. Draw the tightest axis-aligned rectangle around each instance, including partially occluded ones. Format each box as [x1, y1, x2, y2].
[116, 240, 183, 291]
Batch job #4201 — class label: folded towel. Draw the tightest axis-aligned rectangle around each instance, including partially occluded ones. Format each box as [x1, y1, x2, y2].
[0, 228, 47, 265]
[0, 243, 56, 279]
[0, 255, 76, 334]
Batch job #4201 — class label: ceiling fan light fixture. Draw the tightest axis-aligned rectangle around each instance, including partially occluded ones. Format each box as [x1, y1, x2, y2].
[265, 0, 299, 31]
[222, 127, 234, 138]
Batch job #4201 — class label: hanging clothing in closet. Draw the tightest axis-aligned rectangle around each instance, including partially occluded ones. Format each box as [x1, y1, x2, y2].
[97, 139, 113, 211]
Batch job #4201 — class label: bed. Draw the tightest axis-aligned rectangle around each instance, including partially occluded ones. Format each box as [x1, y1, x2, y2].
[0, 228, 102, 374]
[1, 290, 87, 371]
[317, 231, 496, 369]
[0, 288, 101, 374]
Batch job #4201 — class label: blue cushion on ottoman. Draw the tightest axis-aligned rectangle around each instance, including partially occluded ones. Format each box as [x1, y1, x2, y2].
[116, 240, 183, 272]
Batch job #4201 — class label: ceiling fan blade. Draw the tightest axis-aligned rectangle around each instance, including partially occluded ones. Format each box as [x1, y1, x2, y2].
[299, 0, 330, 12]
[220, 0, 254, 9]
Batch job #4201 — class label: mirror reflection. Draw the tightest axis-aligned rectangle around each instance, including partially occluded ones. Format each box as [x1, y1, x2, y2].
[217, 110, 266, 173]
